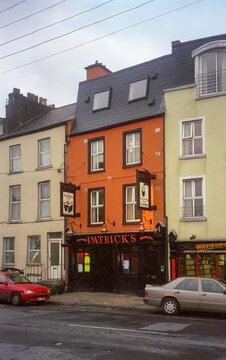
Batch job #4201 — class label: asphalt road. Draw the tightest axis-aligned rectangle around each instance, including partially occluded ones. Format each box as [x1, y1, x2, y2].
[0, 303, 225, 360]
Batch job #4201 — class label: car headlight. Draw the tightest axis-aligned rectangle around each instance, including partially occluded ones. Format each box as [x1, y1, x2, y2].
[24, 290, 34, 294]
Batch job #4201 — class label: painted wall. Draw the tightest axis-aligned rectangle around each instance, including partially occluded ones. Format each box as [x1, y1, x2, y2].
[0, 126, 66, 271]
[67, 117, 165, 233]
[165, 86, 226, 241]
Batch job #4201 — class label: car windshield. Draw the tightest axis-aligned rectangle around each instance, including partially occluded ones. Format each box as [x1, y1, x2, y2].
[6, 273, 31, 284]
[218, 279, 226, 287]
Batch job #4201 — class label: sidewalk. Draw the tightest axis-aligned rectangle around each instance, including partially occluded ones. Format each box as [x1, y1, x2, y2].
[50, 291, 154, 311]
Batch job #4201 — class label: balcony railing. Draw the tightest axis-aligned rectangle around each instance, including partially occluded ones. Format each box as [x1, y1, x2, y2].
[180, 205, 205, 219]
[195, 69, 226, 97]
[23, 263, 64, 282]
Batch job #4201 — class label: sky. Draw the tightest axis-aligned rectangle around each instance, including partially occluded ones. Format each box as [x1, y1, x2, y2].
[0, 0, 225, 117]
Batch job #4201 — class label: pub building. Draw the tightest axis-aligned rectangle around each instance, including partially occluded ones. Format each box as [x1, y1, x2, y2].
[169, 233, 226, 281]
[63, 57, 174, 295]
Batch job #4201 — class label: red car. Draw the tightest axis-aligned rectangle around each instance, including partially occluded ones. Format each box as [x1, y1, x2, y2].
[0, 271, 51, 305]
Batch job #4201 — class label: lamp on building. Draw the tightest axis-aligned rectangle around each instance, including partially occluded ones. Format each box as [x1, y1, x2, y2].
[101, 223, 107, 232]
[139, 221, 145, 232]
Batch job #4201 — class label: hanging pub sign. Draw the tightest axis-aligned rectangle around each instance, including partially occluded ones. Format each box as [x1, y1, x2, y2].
[60, 182, 76, 217]
[136, 170, 151, 209]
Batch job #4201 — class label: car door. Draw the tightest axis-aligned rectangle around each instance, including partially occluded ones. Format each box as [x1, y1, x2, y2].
[0, 274, 8, 301]
[200, 279, 226, 312]
[172, 278, 200, 310]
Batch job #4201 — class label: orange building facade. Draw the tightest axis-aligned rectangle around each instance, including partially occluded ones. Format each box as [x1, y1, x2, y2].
[66, 116, 166, 295]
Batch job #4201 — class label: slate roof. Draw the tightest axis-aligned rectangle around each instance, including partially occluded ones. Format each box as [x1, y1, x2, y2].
[0, 103, 76, 141]
[72, 33, 226, 136]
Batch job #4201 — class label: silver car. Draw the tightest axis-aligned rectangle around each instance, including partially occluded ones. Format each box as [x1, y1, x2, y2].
[144, 277, 226, 315]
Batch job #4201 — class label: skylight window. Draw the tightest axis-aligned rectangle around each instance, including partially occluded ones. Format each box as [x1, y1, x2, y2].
[128, 78, 148, 102]
[93, 90, 110, 111]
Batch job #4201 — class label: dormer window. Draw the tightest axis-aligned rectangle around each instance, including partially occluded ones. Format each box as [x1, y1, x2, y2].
[128, 78, 148, 102]
[93, 90, 110, 111]
[192, 41, 226, 97]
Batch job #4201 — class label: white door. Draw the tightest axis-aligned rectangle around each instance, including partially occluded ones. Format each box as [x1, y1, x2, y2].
[48, 237, 62, 279]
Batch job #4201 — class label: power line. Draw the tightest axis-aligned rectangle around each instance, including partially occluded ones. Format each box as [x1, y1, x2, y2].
[0, 0, 205, 75]
[0, 0, 155, 59]
[0, 0, 114, 46]
[0, 0, 27, 14]
[0, 0, 67, 29]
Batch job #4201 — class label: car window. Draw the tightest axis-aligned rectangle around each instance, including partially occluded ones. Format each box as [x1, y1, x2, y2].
[6, 274, 31, 284]
[175, 278, 198, 292]
[0, 275, 6, 282]
[201, 280, 223, 294]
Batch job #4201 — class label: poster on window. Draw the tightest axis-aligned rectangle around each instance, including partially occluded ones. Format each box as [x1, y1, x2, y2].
[60, 182, 76, 217]
[136, 170, 151, 210]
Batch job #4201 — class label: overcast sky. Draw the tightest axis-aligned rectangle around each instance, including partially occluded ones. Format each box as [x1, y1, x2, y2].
[0, 0, 225, 117]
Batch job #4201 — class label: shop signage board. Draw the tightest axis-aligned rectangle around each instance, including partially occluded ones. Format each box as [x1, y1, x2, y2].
[68, 232, 155, 245]
[136, 170, 151, 209]
[60, 182, 76, 217]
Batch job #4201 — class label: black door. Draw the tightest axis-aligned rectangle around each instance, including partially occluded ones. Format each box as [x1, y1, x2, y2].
[92, 246, 113, 292]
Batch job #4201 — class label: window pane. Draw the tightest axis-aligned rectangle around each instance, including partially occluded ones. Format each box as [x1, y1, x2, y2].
[30, 237, 40, 250]
[195, 199, 203, 216]
[92, 156, 98, 170]
[91, 208, 97, 223]
[40, 200, 50, 218]
[194, 139, 202, 154]
[40, 139, 49, 152]
[194, 121, 202, 136]
[134, 148, 140, 163]
[99, 206, 104, 223]
[184, 181, 192, 198]
[99, 190, 104, 205]
[126, 187, 133, 203]
[91, 192, 97, 206]
[91, 141, 97, 154]
[11, 145, 20, 158]
[183, 139, 192, 155]
[40, 153, 50, 167]
[11, 204, 20, 220]
[93, 91, 109, 110]
[183, 123, 191, 137]
[40, 183, 50, 199]
[126, 204, 133, 220]
[201, 280, 223, 293]
[195, 179, 202, 196]
[12, 158, 21, 172]
[135, 132, 140, 146]
[184, 199, 193, 217]
[126, 134, 133, 148]
[98, 140, 103, 153]
[11, 186, 21, 201]
[129, 79, 147, 101]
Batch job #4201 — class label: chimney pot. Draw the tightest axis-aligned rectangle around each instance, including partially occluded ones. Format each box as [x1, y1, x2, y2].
[13, 88, 20, 95]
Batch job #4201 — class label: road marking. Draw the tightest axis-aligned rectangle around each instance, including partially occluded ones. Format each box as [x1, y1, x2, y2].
[141, 322, 190, 332]
[68, 323, 170, 335]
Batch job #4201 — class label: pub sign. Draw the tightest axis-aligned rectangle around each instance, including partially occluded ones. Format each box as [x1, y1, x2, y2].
[60, 182, 76, 217]
[136, 170, 151, 209]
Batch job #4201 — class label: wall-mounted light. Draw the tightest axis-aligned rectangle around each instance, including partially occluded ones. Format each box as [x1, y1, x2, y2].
[101, 224, 107, 232]
[139, 221, 145, 232]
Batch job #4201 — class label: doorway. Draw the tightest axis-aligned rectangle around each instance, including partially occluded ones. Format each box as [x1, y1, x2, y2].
[48, 233, 62, 279]
[92, 246, 113, 291]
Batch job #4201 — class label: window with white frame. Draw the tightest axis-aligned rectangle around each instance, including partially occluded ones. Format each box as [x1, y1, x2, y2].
[128, 78, 148, 101]
[123, 130, 141, 166]
[38, 138, 50, 168]
[193, 43, 226, 97]
[10, 144, 21, 172]
[89, 138, 104, 172]
[3, 237, 15, 265]
[0, 123, 3, 135]
[182, 178, 204, 218]
[39, 181, 50, 218]
[89, 188, 104, 225]
[93, 90, 110, 111]
[181, 119, 203, 157]
[124, 185, 140, 222]
[28, 236, 41, 264]
[10, 185, 21, 221]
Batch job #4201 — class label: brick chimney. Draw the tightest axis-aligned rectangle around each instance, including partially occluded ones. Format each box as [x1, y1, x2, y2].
[85, 60, 111, 80]
[5, 88, 50, 133]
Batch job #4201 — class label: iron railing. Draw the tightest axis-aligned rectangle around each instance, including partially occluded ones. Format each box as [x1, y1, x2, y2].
[195, 69, 226, 97]
[23, 263, 64, 282]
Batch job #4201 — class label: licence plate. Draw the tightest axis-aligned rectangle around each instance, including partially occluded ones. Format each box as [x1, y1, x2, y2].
[37, 297, 45, 301]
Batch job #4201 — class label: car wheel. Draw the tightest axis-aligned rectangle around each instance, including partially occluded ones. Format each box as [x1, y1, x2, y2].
[162, 298, 179, 315]
[11, 292, 22, 306]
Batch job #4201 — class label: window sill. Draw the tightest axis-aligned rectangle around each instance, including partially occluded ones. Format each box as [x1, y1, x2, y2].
[36, 165, 52, 171]
[179, 154, 206, 160]
[88, 169, 105, 174]
[196, 91, 226, 100]
[87, 223, 104, 227]
[123, 162, 142, 169]
[180, 216, 207, 222]
[123, 220, 140, 225]
[8, 220, 22, 224]
[36, 217, 52, 222]
[8, 171, 23, 175]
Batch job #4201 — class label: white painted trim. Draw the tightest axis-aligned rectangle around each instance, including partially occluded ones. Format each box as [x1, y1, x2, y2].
[179, 117, 205, 158]
[192, 40, 226, 58]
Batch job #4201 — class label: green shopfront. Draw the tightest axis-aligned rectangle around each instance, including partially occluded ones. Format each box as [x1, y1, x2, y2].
[65, 231, 166, 296]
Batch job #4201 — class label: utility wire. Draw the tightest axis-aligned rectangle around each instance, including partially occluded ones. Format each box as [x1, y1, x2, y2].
[0, 0, 205, 75]
[0, 0, 154, 59]
[0, 0, 27, 14]
[0, 0, 67, 29]
[0, 0, 114, 45]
